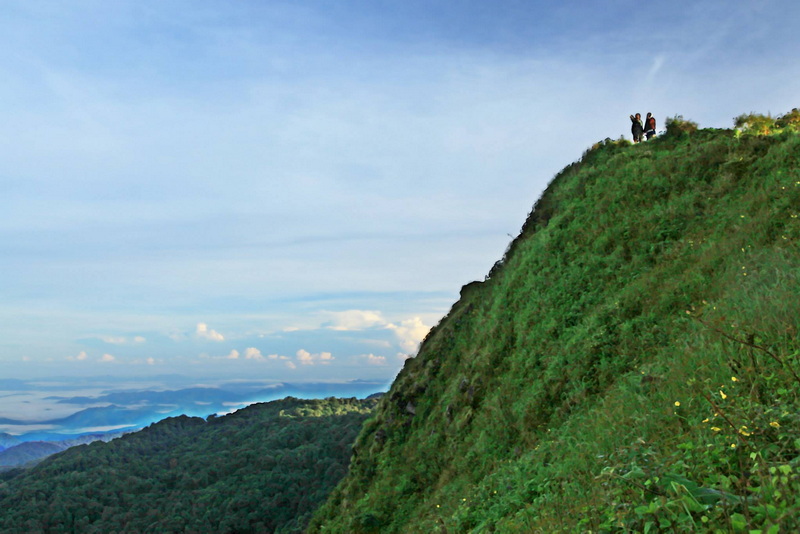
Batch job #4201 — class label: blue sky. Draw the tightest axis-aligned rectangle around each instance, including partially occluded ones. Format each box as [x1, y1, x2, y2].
[1, 0, 799, 381]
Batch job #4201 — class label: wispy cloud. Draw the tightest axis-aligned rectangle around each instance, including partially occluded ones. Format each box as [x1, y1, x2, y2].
[363, 354, 387, 366]
[97, 335, 146, 345]
[323, 310, 385, 331]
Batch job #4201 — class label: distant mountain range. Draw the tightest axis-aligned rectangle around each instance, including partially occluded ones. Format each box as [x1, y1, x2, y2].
[0, 432, 127, 470]
[0, 433, 22, 452]
[0, 379, 387, 468]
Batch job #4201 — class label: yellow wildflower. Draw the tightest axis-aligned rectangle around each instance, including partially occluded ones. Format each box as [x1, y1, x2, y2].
[711, 427, 722, 432]
[720, 390, 727, 400]
[770, 421, 781, 429]
[674, 401, 681, 407]
[738, 426, 751, 436]
[731, 377, 738, 382]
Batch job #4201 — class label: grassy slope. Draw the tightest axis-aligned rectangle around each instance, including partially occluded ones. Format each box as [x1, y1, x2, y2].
[310, 122, 800, 532]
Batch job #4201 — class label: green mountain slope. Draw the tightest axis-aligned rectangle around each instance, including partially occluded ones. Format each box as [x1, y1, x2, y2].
[310, 112, 800, 532]
[0, 397, 376, 533]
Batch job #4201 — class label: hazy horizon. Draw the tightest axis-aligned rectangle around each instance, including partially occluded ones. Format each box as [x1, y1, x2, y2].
[0, 374, 389, 440]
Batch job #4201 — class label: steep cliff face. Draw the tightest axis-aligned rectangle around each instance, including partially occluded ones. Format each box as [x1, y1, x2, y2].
[310, 117, 800, 532]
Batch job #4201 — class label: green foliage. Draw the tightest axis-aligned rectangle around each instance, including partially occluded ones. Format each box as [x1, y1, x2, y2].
[664, 115, 699, 137]
[735, 109, 800, 136]
[776, 108, 800, 131]
[310, 114, 800, 533]
[734, 112, 777, 135]
[0, 397, 376, 533]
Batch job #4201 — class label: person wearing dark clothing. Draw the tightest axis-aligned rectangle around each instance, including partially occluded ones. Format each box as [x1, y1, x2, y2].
[645, 112, 657, 139]
[630, 113, 644, 143]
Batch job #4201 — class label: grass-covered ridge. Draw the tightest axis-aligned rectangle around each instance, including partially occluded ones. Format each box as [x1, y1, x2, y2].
[310, 111, 800, 532]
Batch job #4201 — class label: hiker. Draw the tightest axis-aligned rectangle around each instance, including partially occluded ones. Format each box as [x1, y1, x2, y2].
[630, 113, 644, 143]
[645, 112, 657, 140]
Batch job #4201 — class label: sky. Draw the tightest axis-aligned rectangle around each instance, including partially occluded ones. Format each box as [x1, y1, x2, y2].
[1, 0, 799, 383]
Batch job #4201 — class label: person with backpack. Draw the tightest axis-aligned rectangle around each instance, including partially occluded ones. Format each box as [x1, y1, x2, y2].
[630, 113, 644, 143]
[644, 112, 657, 139]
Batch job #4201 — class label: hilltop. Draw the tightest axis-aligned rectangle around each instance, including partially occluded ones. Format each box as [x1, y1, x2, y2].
[310, 111, 800, 532]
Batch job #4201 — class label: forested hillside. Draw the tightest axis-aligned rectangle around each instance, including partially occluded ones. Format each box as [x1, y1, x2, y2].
[0, 397, 375, 533]
[310, 111, 800, 532]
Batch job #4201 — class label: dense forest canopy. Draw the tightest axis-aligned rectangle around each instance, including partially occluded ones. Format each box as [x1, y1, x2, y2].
[0, 397, 376, 533]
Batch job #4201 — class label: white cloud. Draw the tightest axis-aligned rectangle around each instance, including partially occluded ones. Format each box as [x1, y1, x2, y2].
[296, 349, 334, 366]
[297, 349, 314, 365]
[196, 323, 225, 341]
[645, 54, 666, 86]
[99, 353, 115, 362]
[285, 361, 297, 370]
[67, 350, 89, 361]
[99, 335, 147, 345]
[226, 349, 240, 359]
[146, 357, 156, 365]
[323, 310, 385, 331]
[387, 317, 430, 355]
[244, 347, 264, 360]
[364, 354, 387, 366]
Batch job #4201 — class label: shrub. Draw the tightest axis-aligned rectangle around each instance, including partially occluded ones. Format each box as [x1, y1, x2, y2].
[775, 108, 800, 131]
[734, 112, 776, 135]
[665, 115, 698, 137]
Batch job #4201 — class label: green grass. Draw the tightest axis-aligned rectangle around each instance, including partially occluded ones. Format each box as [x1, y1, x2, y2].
[309, 113, 800, 533]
